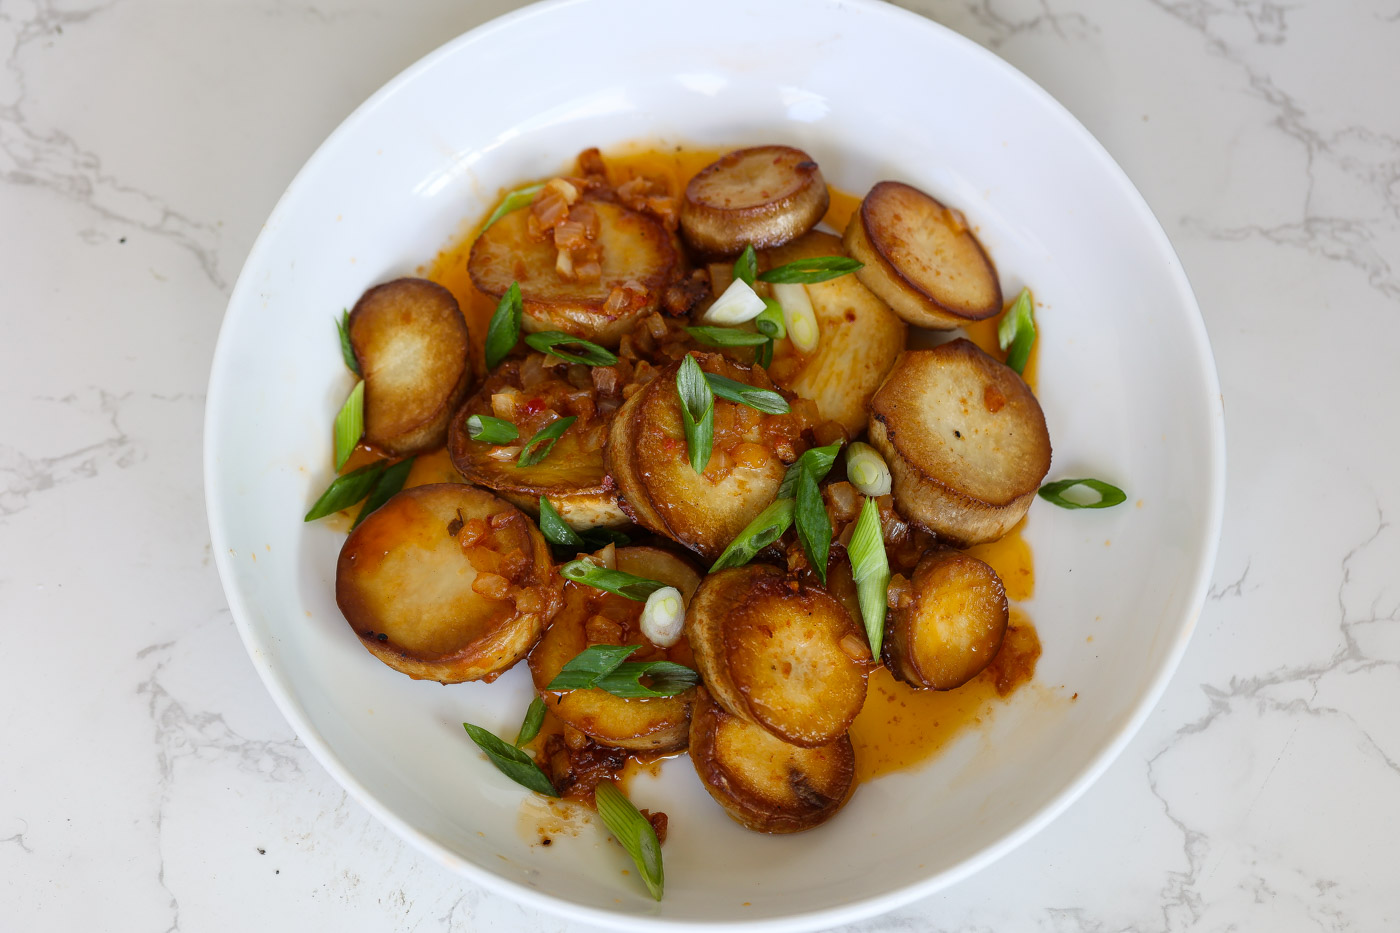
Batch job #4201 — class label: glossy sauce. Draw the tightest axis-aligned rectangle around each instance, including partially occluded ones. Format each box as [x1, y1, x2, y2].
[414, 146, 1043, 786]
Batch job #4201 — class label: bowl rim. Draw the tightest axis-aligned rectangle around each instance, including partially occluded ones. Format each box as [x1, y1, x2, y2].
[203, 0, 1226, 928]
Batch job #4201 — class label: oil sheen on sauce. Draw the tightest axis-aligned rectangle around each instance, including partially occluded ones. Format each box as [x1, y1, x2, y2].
[413, 146, 1044, 784]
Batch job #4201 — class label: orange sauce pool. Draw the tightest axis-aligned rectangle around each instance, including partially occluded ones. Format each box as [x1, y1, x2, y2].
[416, 145, 1045, 783]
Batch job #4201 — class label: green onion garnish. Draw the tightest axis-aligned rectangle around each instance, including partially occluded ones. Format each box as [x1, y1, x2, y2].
[481, 182, 545, 232]
[545, 644, 699, 698]
[776, 440, 843, 499]
[732, 244, 757, 286]
[677, 355, 714, 473]
[333, 380, 365, 471]
[1038, 477, 1127, 509]
[484, 282, 523, 370]
[517, 415, 576, 468]
[304, 461, 385, 522]
[685, 326, 769, 348]
[580, 527, 632, 549]
[758, 256, 862, 284]
[559, 559, 667, 601]
[753, 298, 786, 339]
[352, 456, 414, 529]
[703, 372, 789, 414]
[462, 722, 558, 797]
[545, 644, 636, 686]
[538, 497, 631, 553]
[848, 496, 889, 658]
[593, 781, 664, 901]
[844, 442, 891, 496]
[515, 697, 546, 748]
[794, 467, 832, 583]
[710, 498, 795, 572]
[465, 414, 519, 445]
[997, 287, 1036, 375]
[336, 309, 360, 375]
[537, 495, 585, 549]
[524, 330, 619, 367]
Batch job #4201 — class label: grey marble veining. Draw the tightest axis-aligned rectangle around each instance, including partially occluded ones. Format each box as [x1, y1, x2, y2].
[2, 0, 1397, 930]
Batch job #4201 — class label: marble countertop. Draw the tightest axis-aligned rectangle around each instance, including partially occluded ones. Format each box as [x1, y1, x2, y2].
[4, 0, 1397, 929]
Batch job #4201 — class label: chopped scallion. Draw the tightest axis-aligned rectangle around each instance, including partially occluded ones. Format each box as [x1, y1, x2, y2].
[1038, 477, 1126, 509]
[848, 496, 889, 658]
[997, 287, 1036, 375]
[333, 380, 364, 471]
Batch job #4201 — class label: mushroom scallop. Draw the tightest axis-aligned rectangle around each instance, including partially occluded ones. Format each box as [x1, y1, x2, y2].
[868, 340, 1051, 546]
[679, 146, 829, 256]
[335, 484, 562, 683]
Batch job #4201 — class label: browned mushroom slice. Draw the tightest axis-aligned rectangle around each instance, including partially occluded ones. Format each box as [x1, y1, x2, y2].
[843, 181, 1001, 329]
[468, 199, 679, 347]
[348, 278, 472, 456]
[686, 564, 867, 747]
[762, 231, 906, 434]
[336, 484, 561, 683]
[690, 688, 855, 833]
[868, 340, 1051, 546]
[448, 352, 626, 529]
[885, 550, 1008, 690]
[680, 146, 829, 255]
[603, 353, 812, 560]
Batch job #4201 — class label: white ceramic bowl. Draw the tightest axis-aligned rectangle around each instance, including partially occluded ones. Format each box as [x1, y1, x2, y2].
[204, 0, 1225, 928]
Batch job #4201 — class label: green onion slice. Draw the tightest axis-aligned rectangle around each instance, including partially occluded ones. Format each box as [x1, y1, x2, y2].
[710, 498, 795, 572]
[537, 495, 585, 549]
[753, 298, 786, 339]
[546, 644, 637, 688]
[538, 498, 631, 553]
[732, 244, 757, 286]
[997, 287, 1036, 375]
[685, 326, 769, 348]
[580, 527, 632, 549]
[1038, 477, 1127, 509]
[677, 355, 714, 473]
[484, 282, 523, 370]
[844, 442, 891, 497]
[336, 309, 360, 375]
[352, 456, 414, 529]
[776, 440, 843, 499]
[524, 330, 619, 367]
[794, 467, 832, 583]
[517, 415, 576, 468]
[465, 414, 519, 445]
[462, 722, 558, 797]
[756, 338, 774, 368]
[758, 256, 862, 284]
[304, 461, 385, 522]
[848, 496, 890, 658]
[481, 182, 545, 232]
[598, 661, 700, 698]
[515, 697, 546, 748]
[545, 644, 699, 698]
[593, 781, 664, 901]
[559, 559, 667, 601]
[333, 380, 364, 471]
[703, 372, 789, 414]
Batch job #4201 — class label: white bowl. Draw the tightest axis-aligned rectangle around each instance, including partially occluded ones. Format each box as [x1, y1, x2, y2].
[204, 0, 1225, 928]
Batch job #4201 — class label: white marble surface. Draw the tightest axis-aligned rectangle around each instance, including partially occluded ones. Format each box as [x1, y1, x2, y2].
[2, 0, 1397, 929]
